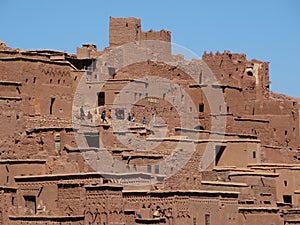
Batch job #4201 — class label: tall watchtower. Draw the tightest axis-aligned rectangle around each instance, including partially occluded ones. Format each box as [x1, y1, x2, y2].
[109, 17, 142, 47]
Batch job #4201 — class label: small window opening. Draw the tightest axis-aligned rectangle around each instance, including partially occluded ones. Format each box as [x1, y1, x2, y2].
[253, 151, 256, 159]
[16, 87, 21, 94]
[284, 180, 288, 187]
[199, 72, 202, 84]
[55, 133, 60, 151]
[147, 165, 151, 173]
[247, 71, 253, 76]
[154, 165, 159, 174]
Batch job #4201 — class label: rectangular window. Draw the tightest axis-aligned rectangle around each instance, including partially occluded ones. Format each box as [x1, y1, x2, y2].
[55, 133, 60, 151]
[205, 214, 210, 225]
[115, 109, 125, 120]
[154, 165, 159, 174]
[147, 165, 151, 173]
[55, 140, 60, 151]
[253, 151, 256, 159]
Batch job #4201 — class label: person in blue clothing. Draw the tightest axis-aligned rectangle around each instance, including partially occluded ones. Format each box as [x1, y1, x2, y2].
[101, 110, 107, 123]
[142, 117, 147, 125]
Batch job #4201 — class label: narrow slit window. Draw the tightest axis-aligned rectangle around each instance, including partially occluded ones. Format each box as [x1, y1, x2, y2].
[50, 98, 55, 115]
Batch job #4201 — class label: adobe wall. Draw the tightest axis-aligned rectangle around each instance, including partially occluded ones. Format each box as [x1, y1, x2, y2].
[109, 17, 171, 48]
[0, 187, 17, 225]
[274, 168, 300, 206]
[13, 173, 107, 218]
[0, 160, 46, 186]
[238, 211, 283, 225]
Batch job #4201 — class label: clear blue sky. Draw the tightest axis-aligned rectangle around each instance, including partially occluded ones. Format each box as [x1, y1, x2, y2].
[1, 0, 299, 97]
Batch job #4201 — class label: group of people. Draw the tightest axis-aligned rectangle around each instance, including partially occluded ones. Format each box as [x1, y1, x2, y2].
[80, 106, 111, 123]
[80, 106, 152, 126]
[100, 109, 111, 123]
[128, 113, 147, 126]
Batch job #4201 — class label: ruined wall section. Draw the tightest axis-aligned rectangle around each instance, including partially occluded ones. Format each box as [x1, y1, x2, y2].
[203, 51, 299, 151]
[202, 51, 263, 115]
[0, 81, 23, 160]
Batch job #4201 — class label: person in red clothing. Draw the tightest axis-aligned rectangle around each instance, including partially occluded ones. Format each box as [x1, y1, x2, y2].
[87, 111, 93, 122]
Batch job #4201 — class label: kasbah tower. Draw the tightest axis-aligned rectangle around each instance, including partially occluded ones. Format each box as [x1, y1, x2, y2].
[0, 16, 299, 225]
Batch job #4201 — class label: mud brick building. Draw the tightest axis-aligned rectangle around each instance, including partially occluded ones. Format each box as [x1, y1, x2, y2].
[0, 17, 299, 225]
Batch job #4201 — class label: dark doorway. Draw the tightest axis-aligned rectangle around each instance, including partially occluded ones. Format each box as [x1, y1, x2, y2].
[283, 195, 292, 204]
[84, 132, 99, 148]
[199, 103, 204, 113]
[24, 196, 36, 214]
[108, 67, 116, 76]
[97, 92, 105, 106]
[215, 145, 226, 166]
[50, 98, 55, 115]
[199, 71, 202, 84]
